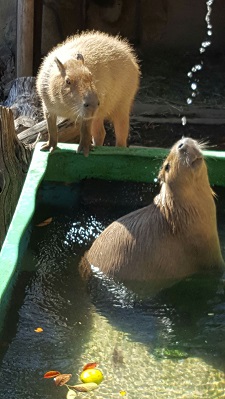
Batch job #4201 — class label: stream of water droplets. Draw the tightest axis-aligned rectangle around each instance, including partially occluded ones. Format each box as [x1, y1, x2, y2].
[182, 0, 214, 126]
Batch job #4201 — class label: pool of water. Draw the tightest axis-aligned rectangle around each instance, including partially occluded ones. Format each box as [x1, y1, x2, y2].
[0, 180, 225, 399]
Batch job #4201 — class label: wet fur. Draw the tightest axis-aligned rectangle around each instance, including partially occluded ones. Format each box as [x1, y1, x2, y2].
[84, 138, 224, 287]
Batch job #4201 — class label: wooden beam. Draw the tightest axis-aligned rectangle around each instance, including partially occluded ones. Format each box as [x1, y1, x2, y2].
[33, 0, 43, 75]
[16, 0, 35, 77]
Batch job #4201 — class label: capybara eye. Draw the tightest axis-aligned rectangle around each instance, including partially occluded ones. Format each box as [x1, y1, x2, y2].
[66, 78, 71, 85]
[164, 163, 170, 172]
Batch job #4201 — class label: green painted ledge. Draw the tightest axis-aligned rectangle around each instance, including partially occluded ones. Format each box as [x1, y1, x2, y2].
[0, 142, 225, 329]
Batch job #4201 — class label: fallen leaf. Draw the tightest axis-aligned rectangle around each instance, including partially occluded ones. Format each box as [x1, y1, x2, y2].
[69, 382, 98, 392]
[34, 327, 43, 333]
[54, 374, 72, 386]
[120, 391, 127, 396]
[44, 370, 61, 379]
[82, 362, 98, 371]
[66, 390, 77, 399]
[36, 217, 53, 227]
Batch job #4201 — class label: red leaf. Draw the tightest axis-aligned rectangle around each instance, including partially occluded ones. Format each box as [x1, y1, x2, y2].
[82, 362, 98, 371]
[36, 217, 53, 227]
[44, 370, 61, 379]
[54, 374, 72, 386]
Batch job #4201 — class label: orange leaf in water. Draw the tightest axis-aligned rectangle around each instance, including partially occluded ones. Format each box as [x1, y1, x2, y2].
[44, 370, 61, 379]
[82, 362, 98, 371]
[54, 374, 72, 386]
[36, 217, 53, 227]
[34, 327, 43, 333]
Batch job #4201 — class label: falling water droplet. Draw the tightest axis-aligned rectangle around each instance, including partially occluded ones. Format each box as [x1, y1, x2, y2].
[202, 41, 211, 48]
[181, 116, 187, 126]
[184, 0, 214, 115]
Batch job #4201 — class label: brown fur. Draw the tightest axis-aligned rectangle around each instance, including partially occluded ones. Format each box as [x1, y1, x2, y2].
[36, 31, 140, 156]
[84, 137, 224, 289]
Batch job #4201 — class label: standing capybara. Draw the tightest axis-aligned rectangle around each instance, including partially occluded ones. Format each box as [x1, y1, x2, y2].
[36, 31, 140, 156]
[84, 137, 224, 291]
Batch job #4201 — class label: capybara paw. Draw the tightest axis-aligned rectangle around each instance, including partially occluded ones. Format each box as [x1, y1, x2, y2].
[41, 141, 57, 152]
[77, 143, 93, 157]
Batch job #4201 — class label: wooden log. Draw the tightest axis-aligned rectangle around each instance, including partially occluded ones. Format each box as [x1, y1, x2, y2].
[16, 0, 35, 77]
[18, 118, 81, 145]
[0, 106, 32, 248]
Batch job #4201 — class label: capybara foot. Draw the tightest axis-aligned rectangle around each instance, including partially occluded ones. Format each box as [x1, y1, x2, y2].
[41, 141, 57, 152]
[77, 142, 93, 157]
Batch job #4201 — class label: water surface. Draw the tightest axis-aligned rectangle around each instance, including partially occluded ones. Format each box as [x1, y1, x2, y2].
[0, 180, 225, 399]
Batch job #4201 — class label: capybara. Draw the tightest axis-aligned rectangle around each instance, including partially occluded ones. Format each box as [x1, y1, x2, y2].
[84, 137, 224, 292]
[36, 31, 140, 156]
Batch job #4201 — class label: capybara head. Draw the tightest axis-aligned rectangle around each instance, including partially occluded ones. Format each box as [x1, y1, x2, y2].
[158, 137, 209, 195]
[53, 53, 99, 120]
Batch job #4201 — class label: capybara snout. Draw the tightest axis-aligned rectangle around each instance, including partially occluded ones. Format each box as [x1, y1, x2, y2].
[82, 89, 100, 119]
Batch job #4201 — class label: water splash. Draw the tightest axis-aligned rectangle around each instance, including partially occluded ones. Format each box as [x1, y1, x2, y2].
[183, 0, 214, 124]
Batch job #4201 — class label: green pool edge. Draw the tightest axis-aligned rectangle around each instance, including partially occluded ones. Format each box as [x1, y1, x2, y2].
[0, 142, 225, 329]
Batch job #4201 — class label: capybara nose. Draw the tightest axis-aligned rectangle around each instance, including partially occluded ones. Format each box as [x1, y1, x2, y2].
[177, 138, 193, 151]
[178, 142, 184, 149]
[83, 92, 99, 111]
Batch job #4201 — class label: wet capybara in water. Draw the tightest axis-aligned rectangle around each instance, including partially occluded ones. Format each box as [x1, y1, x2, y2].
[36, 31, 140, 156]
[83, 137, 224, 292]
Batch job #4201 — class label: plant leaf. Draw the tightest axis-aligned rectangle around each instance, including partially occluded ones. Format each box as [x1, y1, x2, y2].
[44, 370, 61, 379]
[34, 327, 43, 333]
[54, 374, 72, 386]
[69, 382, 98, 392]
[82, 362, 98, 371]
[36, 217, 53, 227]
[120, 391, 127, 396]
[67, 390, 77, 399]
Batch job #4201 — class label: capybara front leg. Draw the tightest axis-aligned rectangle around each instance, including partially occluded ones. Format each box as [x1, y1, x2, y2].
[77, 119, 92, 157]
[91, 118, 106, 146]
[41, 111, 58, 152]
[113, 113, 129, 147]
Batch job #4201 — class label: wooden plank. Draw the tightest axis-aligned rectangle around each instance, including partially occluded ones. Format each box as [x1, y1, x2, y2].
[33, 0, 43, 75]
[16, 0, 35, 77]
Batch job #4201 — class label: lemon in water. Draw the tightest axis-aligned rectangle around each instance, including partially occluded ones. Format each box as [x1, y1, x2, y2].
[80, 369, 104, 385]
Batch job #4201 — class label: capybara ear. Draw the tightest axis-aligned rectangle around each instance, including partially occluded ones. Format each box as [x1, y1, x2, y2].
[54, 57, 65, 75]
[76, 53, 84, 64]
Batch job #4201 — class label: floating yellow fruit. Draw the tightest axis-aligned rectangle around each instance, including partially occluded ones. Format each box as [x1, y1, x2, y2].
[80, 369, 104, 385]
